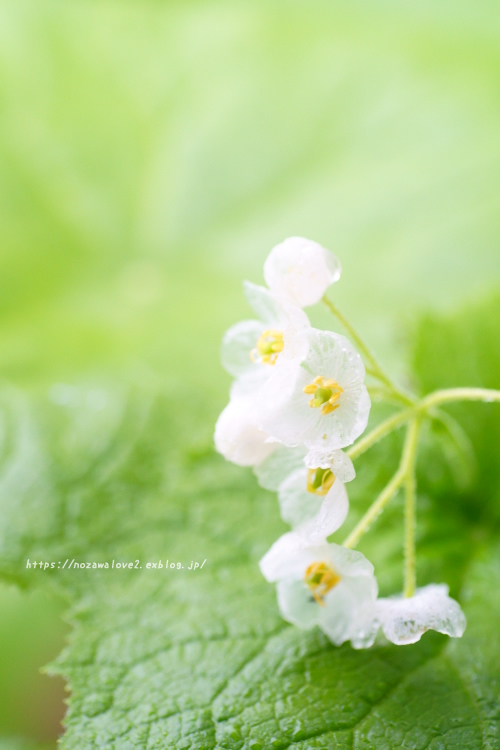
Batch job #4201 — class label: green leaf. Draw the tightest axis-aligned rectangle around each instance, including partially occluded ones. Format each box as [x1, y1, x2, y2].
[0, 1, 500, 747]
[0, 325, 496, 748]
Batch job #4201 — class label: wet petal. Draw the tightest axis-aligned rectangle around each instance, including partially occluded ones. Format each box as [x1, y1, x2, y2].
[221, 319, 265, 377]
[277, 578, 320, 629]
[253, 444, 306, 491]
[304, 447, 355, 483]
[259, 531, 330, 582]
[278, 468, 323, 529]
[294, 476, 349, 541]
[244, 280, 310, 329]
[327, 544, 376, 578]
[305, 328, 366, 390]
[263, 237, 341, 308]
[230, 368, 270, 400]
[379, 584, 466, 645]
[243, 281, 285, 324]
[214, 398, 276, 467]
[257, 328, 370, 450]
[320, 573, 378, 647]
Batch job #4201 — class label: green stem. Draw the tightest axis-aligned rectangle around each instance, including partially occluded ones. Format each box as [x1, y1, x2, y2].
[347, 407, 414, 460]
[322, 295, 414, 406]
[347, 387, 500, 462]
[403, 419, 420, 598]
[367, 385, 415, 407]
[322, 296, 391, 384]
[342, 469, 405, 549]
[420, 387, 500, 409]
[343, 419, 420, 549]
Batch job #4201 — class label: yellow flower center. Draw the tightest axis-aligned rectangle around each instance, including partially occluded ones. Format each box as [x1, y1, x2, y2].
[306, 467, 335, 495]
[304, 561, 341, 606]
[303, 376, 343, 415]
[250, 329, 284, 366]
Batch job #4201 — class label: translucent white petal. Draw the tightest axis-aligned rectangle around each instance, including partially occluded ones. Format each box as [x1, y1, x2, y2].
[320, 574, 378, 647]
[243, 280, 310, 329]
[327, 543, 376, 579]
[214, 399, 276, 467]
[263, 537, 378, 646]
[297, 478, 349, 541]
[304, 328, 366, 389]
[277, 476, 349, 542]
[243, 281, 285, 325]
[379, 584, 467, 645]
[276, 579, 320, 629]
[277, 468, 323, 528]
[257, 328, 370, 450]
[259, 531, 330, 582]
[263, 237, 341, 308]
[230, 368, 270, 400]
[253, 444, 306, 491]
[304, 447, 355, 483]
[221, 282, 309, 381]
[281, 321, 310, 363]
[256, 355, 305, 432]
[348, 601, 382, 650]
[221, 319, 266, 377]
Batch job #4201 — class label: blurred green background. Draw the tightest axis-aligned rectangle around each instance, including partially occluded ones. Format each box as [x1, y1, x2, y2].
[0, 0, 499, 746]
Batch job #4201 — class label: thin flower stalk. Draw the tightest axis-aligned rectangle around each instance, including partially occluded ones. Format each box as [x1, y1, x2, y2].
[403, 419, 420, 598]
[343, 419, 420, 549]
[322, 295, 414, 406]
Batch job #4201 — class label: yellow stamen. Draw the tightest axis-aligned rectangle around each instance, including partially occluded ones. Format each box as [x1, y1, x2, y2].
[250, 329, 284, 365]
[321, 402, 339, 415]
[303, 384, 318, 394]
[304, 561, 341, 606]
[306, 467, 336, 495]
[302, 375, 343, 414]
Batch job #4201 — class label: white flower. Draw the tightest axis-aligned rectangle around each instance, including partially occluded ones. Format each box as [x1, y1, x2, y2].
[254, 443, 355, 536]
[253, 444, 308, 492]
[304, 446, 356, 478]
[259, 531, 379, 648]
[264, 237, 341, 308]
[221, 282, 309, 396]
[214, 397, 277, 467]
[257, 327, 370, 450]
[278, 473, 349, 540]
[376, 584, 466, 645]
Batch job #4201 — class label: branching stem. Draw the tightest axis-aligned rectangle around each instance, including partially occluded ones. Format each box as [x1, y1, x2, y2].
[420, 387, 500, 409]
[347, 407, 414, 460]
[347, 387, 500, 461]
[323, 300, 500, 579]
[343, 419, 420, 550]
[403, 419, 420, 597]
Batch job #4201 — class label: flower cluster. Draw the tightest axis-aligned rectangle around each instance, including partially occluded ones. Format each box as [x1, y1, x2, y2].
[215, 237, 466, 648]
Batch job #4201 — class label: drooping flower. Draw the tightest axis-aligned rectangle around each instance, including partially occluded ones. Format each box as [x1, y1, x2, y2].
[278, 475, 350, 541]
[254, 443, 355, 535]
[259, 531, 379, 648]
[221, 282, 309, 398]
[214, 397, 277, 467]
[263, 237, 341, 308]
[376, 584, 466, 645]
[257, 327, 370, 451]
